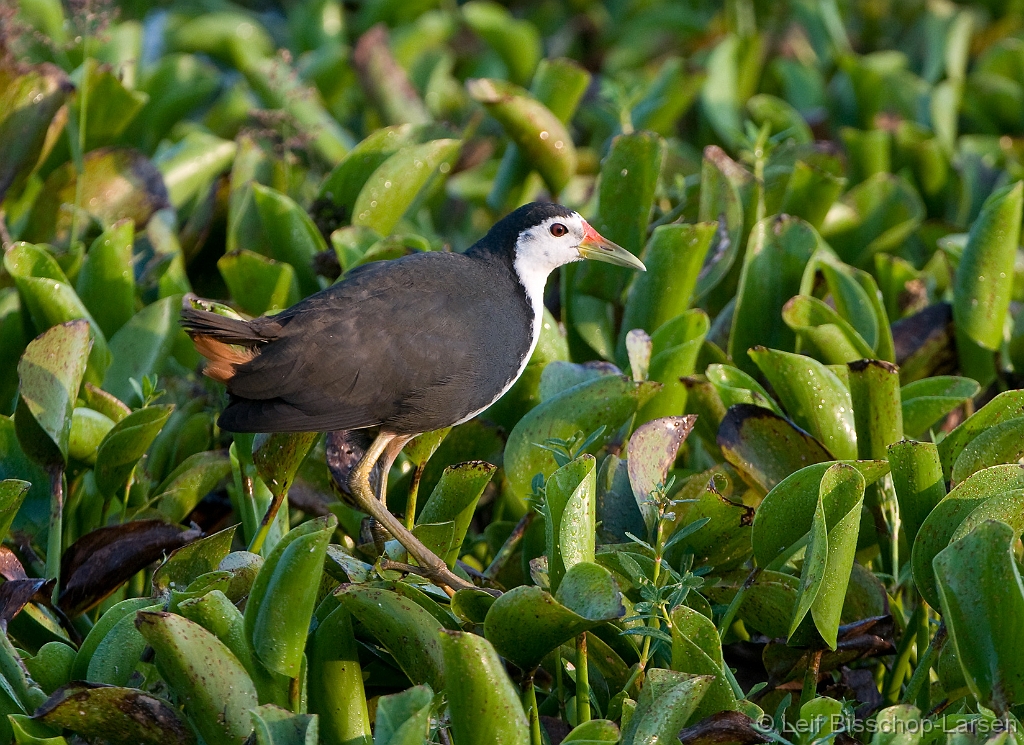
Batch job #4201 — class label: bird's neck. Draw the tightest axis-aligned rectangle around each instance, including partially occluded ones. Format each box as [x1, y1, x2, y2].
[512, 252, 551, 325]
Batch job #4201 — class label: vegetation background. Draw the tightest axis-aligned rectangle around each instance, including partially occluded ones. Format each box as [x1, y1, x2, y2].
[4, 0, 1024, 743]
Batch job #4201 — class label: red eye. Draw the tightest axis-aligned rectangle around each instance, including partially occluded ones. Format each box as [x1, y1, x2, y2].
[550, 223, 568, 237]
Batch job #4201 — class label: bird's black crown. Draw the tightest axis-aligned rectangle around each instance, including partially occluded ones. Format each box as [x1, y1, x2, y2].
[467, 201, 576, 260]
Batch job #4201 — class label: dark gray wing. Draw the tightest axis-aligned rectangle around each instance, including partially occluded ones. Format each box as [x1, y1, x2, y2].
[221, 252, 532, 434]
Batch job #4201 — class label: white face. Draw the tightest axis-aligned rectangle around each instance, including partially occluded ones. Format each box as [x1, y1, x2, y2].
[513, 213, 589, 275]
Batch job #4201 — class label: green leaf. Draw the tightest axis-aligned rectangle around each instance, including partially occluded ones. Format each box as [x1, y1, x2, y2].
[0, 480, 30, 547]
[938, 390, 1024, 479]
[87, 601, 162, 686]
[951, 417, 1024, 485]
[779, 160, 847, 230]
[253, 432, 319, 500]
[244, 515, 336, 677]
[636, 311, 710, 425]
[337, 586, 445, 691]
[252, 184, 328, 297]
[670, 605, 737, 722]
[102, 295, 181, 404]
[153, 450, 232, 523]
[887, 440, 946, 547]
[417, 461, 496, 566]
[25, 148, 170, 248]
[787, 463, 864, 648]
[483, 561, 623, 670]
[462, 2, 540, 85]
[152, 525, 237, 594]
[5, 244, 111, 385]
[155, 131, 237, 209]
[695, 146, 753, 301]
[782, 295, 875, 364]
[620, 669, 711, 745]
[953, 181, 1023, 351]
[308, 604, 371, 745]
[912, 464, 1024, 609]
[819, 173, 925, 267]
[701, 33, 763, 148]
[749, 347, 857, 460]
[71, 597, 156, 680]
[22, 643, 74, 696]
[15, 321, 92, 466]
[373, 684, 432, 745]
[717, 404, 835, 493]
[848, 359, 903, 460]
[617, 223, 717, 367]
[900, 376, 980, 439]
[33, 684, 194, 745]
[72, 59, 148, 150]
[76, 219, 136, 338]
[934, 520, 1024, 714]
[94, 404, 174, 497]
[218, 250, 300, 316]
[729, 216, 819, 376]
[592, 132, 665, 260]
[504, 375, 659, 502]
[136, 610, 258, 745]
[705, 364, 783, 416]
[544, 455, 597, 591]
[249, 705, 318, 745]
[440, 631, 530, 745]
[351, 139, 460, 236]
[752, 460, 888, 568]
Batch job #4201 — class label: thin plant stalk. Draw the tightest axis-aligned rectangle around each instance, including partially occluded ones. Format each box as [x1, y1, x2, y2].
[404, 463, 425, 530]
[883, 603, 924, 705]
[575, 633, 590, 725]
[68, 51, 91, 246]
[800, 649, 822, 709]
[523, 670, 542, 745]
[46, 466, 64, 605]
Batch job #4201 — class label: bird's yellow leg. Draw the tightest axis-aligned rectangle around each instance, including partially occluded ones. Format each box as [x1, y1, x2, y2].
[349, 431, 477, 593]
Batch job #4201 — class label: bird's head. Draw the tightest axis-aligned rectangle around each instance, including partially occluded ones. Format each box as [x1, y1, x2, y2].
[501, 202, 647, 276]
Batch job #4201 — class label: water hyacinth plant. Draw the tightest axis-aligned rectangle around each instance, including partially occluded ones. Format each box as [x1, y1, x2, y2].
[4, 0, 1024, 744]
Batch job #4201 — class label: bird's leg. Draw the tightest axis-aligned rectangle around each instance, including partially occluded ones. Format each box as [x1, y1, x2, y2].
[349, 431, 477, 593]
[367, 434, 412, 552]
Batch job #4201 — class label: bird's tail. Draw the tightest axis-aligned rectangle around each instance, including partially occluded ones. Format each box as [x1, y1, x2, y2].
[180, 294, 262, 383]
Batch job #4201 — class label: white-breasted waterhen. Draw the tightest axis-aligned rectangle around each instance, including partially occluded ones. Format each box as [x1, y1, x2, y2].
[181, 201, 645, 591]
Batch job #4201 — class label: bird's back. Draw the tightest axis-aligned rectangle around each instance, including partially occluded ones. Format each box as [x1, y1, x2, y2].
[199, 250, 535, 434]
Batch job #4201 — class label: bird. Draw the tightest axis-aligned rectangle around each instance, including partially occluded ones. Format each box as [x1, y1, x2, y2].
[181, 201, 645, 591]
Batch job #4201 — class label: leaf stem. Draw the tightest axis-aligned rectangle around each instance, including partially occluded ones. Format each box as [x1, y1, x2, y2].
[483, 511, 534, 581]
[883, 602, 924, 705]
[69, 56, 90, 246]
[902, 621, 945, 707]
[523, 669, 543, 745]
[575, 633, 590, 725]
[404, 464, 424, 530]
[46, 466, 64, 605]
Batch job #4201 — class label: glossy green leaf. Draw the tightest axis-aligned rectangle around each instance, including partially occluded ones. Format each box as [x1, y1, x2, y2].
[617, 223, 717, 366]
[337, 585, 445, 691]
[544, 455, 596, 591]
[705, 364, 782, 415]
[87, 601, 161, 686]
[952, 181, 1023, 350]
[417, 461, 496, 566]
[782, 295, 875, 364]
[155, 130, 237, 209]
[22, 643, 74, 696]
[665, 468, 753, 570]
[620, 669, 711, 745]
[591, 132, 664, 260]
[752, 460, 889, 568]
[468, 78, 574, 195]
[912, 464, 1024, 609]
[462, 2, 540, 85]
[703, 569, 798, 639]
[750, 347, 857, 460]
[218, 250, 300, 316]
[94, 404, 173, 496]
[71, 597, 154, 680]
[5, 244, 110, 385]
[695, 146, 753, 301]
[128, 54, 219, 151]
[934, 520, 1024, 714]
[249, 705, 318, 745]
[0, 480, 30, 547]
[25, 148, 170, 247]
[729, 216, 818, 376]
[504, 375, 659, 501]
[483, 561, 623, 670]
[245, 514, 335, 677]
[717, 404, 834, 493]
[670, 605, 737, 722]
[309, 604, 371, 745]
[848, 359, 903, 460]
[887, 440, 945, 547]
[253, 432, 319, 501]
[153, 525, 236, 593]
[154, 450, 232, 523]
[76, 220, 136, 338]
[780, 160, 847, 230]
[373, 684, 431, 745]
[102, 295, 180, 404]
[701, 33, 763, 148]
[635, 311, 709, 425]
[440, 631, 530, 745]
[351, 139, 460, 236]
[15, 321, 92, 466]
[951, 417, 1024, 485]
[938, 390, 1024, 478]
[252, 184, 328, 297]
[746, 93, 812, 143]
[900, 376, 979, 439]
[787, 464, 865, 648]
[0, 58, 71, 201]
[136, 610, 258, 745]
